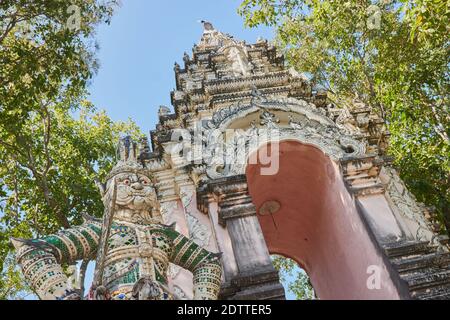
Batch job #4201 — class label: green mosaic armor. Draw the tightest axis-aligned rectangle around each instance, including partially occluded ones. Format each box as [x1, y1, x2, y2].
[13, 217, 222, 300]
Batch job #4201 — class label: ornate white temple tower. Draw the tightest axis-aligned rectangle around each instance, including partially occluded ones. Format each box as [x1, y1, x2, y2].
[143, 22, 450, 300]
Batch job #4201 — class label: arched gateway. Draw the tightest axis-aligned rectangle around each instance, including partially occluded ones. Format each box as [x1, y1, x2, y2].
[143, 22, 450, 300]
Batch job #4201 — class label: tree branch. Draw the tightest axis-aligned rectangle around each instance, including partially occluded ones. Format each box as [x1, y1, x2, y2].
[20, 138, 71, 229]
[39, 103, 52, 175]
[0, 138, 27, 158]
[0, 11, 18, 44]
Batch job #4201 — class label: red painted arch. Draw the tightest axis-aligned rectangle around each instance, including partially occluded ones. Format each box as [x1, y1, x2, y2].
[246, 140, 400, 299]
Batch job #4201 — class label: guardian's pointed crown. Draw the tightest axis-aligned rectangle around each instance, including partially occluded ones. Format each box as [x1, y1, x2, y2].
[105, 136, 151, 181]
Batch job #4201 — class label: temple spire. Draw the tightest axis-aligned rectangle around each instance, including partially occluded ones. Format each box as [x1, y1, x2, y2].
[196, 20, 236, 50]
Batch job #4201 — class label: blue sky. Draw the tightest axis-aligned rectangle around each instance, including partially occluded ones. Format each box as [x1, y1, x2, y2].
[88, 0, 274, 135]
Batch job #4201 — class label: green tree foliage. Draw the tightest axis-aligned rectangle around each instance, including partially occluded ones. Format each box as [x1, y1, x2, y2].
[0, 1, 144, 299]
[239, 0, 449, 231]
[272, 255, 315, 300]
[0, 0, 119, 131]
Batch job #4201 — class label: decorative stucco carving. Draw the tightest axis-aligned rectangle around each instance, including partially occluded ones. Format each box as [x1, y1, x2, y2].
[146, 158, 171, 172]
[260, 110, 280, 129]
[190, 165, 208, 186]
[179, 185, 194, 209]
[160, 201, 178, 223]
[383, 166, 433, 242]
[178, 185, 211, 248]
[334, 107, 362, 135]
[202, 95, 366, 179]
[221, 45, 254, 77]
[186, 212, 211, 248]
[173, 285, 188, 300]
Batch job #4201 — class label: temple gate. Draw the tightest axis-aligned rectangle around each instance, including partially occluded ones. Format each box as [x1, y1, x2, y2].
[142, 23, 449, 300]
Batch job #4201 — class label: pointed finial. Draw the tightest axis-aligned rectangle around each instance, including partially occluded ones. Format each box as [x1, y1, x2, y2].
[183, 52, 190, 63]
[106, 136, 152, 180]
[158, 105, 171, 117]
[116, 136, 137, 163]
